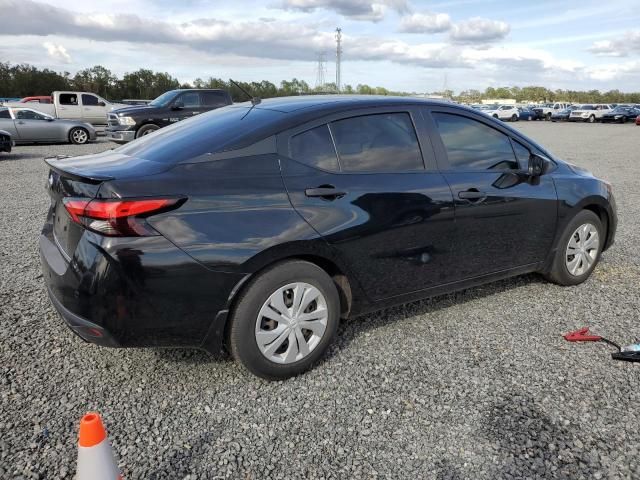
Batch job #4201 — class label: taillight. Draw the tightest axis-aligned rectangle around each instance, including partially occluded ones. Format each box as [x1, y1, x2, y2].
[63, 197, 185, 236]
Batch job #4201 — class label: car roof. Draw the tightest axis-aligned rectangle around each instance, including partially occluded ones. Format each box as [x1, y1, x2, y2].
[249, 95, 454, 114]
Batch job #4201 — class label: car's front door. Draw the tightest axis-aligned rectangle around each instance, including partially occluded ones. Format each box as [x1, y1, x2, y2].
[13, 109, 57, 141]
[280, 108, 456, 301]
[423, 107, 558, 281]
[174, 92, 203, 120]
[80, 93, 107, 124]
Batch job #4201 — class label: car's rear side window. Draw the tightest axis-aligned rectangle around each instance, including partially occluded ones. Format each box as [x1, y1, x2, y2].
[0, 109, 10, 119]
[330, 113, 423, 172]
[59, 94, 78, 105]
[290, 125, 339, 171]
[432, 112, 519, 171]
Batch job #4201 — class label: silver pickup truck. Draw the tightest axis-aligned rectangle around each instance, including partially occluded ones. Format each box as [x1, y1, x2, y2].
[1, 91, 125, 126]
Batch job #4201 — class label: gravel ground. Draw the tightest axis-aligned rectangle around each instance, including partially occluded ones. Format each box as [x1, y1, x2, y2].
[1, 123, 639, 479]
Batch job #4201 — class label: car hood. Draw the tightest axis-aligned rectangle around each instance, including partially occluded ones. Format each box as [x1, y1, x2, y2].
[111, 105, 158, 116]
[45, 149, 172, 181]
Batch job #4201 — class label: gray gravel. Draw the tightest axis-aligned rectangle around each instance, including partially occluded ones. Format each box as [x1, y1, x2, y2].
[1, 123, 639, 479]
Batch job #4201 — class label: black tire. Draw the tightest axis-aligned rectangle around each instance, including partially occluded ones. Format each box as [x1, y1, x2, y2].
[229, 260, 340, 380]
[136, 124, 160, 138]
[544, 210, 604, 286]
[69, 127, 89, 145]
[511, 114, 518, 122]
[493, 114, 499, 119]
[588, 115, 596, 123]
[545, 112, 552, 121]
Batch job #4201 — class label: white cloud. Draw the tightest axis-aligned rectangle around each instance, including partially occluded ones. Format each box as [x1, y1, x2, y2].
[275, 0, 409, 22]
[399, 12, 451, 34]
[588, 31, 640, 57]
[585, 60, 640, 81]
[43, 41, 71, 63]
[449, 17, 510, 44]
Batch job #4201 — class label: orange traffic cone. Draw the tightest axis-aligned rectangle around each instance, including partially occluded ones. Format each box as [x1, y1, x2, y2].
[76, 412, 122, 480]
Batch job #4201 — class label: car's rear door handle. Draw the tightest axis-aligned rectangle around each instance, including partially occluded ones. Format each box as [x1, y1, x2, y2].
[305, 186, 347, 199]
[458, 189, 487, 200]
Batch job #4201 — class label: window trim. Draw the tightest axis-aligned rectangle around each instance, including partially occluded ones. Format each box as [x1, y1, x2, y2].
[422, 106, 552, 173]
[279, 105, 435, 174]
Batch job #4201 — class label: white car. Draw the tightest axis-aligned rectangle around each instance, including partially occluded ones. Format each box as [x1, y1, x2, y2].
[484, 105, 520, 122]
[569, 104, 613, 123]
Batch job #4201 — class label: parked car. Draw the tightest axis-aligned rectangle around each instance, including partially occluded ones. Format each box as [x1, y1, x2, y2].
[636, 115, 640, 126]
[40, 96, 617, 380]
[517, 107, 535, 121]
[532, 102, 572, 121]
[2, 91, 125, 126]
[106, 89, 233, 143]
[551, 105, 579, 122]
[484, 105, 520, 121]
[0, 107, 96, 144]
[600, 106, 640, 123]
[569, 104, 613, 123]
[0, 129, 12, 153]
[119, 99, 152, 105]
[19, 96, 53, 104]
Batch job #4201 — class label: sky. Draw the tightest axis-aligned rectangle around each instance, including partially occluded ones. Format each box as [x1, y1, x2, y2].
[1, 0, 640, 93]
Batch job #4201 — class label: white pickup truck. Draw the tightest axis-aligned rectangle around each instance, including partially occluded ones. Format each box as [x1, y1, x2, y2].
[1, 91, 125, 126]
[531, 102, 572, 121]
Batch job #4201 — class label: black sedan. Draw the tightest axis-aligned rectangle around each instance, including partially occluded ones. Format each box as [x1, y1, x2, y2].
[0, 129, 12, 153]
[601, 107, 640, 123]
[40, 96, 617, 380]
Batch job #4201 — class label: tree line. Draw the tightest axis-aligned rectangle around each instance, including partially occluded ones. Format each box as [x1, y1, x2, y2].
[2, 62, 639, 104]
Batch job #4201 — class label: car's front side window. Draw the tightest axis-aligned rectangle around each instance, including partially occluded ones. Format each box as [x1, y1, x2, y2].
[432, 112, 519, 171]
[81, 94, 99, 106]
[329, 113, 423, 172]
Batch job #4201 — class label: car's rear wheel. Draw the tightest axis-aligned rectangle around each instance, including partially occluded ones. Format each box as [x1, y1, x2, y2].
[544, 210, 604, 286]
[511, 114, 518, 122]
[136, 124, 160, 138]
[69, 127, 89, 145]
[229, 260, 340, 380]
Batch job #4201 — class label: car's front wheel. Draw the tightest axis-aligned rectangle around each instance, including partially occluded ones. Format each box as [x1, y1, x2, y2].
[69, 127, 89, 145]
[511, 114, 518, 122]
[229, 260, 340, 380]
[136, 124, 160, 138]
[544, 210, 604, 286]
[588, 115, 596, 123]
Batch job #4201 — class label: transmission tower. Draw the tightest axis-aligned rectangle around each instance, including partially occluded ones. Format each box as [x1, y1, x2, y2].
[335, 27, 342, 92]
[315, 52, 327, 90]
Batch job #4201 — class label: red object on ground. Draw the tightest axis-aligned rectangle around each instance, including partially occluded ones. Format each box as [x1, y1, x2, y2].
[635, 115, 640, 126]
[563, 327, 602, 342]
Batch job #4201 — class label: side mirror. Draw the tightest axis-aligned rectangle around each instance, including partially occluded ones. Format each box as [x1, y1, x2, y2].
[528, 153, 550, 177]
[98, 102, 106, 107]
[46, 117, 54, 122]
[171, 101, 184, 110]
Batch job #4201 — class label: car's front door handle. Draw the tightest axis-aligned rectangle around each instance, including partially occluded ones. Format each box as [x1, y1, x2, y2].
[458, 189, 487, 200]
[305, 186, 347, 199]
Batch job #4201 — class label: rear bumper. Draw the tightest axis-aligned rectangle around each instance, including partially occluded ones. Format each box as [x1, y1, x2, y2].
[105, 128, 136, 144]
[39, 226, 245, 352]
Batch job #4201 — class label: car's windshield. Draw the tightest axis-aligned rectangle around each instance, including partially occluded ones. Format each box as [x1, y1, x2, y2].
[149, 90, 179, 107]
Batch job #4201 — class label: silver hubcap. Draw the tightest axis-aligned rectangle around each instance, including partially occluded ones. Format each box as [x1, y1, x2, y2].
[72, 129, 87, 143]
[255, 282, 328, 364]
[565, 223, 599, 276]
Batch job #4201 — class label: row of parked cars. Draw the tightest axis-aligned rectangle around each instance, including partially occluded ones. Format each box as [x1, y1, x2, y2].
[471, 102, 640, 124]
[0, 88, 232, 152]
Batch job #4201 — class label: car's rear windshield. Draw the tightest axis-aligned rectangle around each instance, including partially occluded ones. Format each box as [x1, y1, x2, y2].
[116, 106, 283, 164]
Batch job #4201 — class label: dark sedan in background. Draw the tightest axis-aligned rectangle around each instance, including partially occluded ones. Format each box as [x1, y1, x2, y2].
[0, 107, 96, 144]
[40, 96, 617, 380]
[601, 106, 640, 123]
[0, 129, 12, 153]
[517, 107, 536, 120]
[551, 105, 579, 122]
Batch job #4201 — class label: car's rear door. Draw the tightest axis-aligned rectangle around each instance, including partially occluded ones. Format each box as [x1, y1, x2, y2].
[280, 106, 456, 301]
[422, 106, 558, 280]
[0, 108, 18, 138]
[56, 92, 83, 120]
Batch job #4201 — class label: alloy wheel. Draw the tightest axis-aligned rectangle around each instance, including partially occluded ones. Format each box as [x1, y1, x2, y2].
[72, 129, 88, 144]
[565, 223, 600, 276]
[255, 282, 328, 364]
